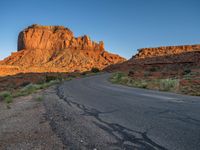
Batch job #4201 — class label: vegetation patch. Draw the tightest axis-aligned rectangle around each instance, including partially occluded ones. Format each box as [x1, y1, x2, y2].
[110, 72, 180, 93]
[0, 70, 102, 106]
[0, 79, 61, 106]
[159, 79, 179, 91]
[179, 69, 200, 96]
[91, 67, 100, 73]
[0, 91, 13, 104]
[13, 80, 60, 97]
[149, 67, 160, 72]
[110, 72, 148, 89]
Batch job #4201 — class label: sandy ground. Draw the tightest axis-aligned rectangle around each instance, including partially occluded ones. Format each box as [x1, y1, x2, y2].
[0, 90, 65, 150]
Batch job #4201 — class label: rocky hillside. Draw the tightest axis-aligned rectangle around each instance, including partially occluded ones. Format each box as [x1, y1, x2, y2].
[106, 44, 200, 77]
[106, 44, 200, 96]
[133, 44, 200, 59]
[0, 24, 125, 76]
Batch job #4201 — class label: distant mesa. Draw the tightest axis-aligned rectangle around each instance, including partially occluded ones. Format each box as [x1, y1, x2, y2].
[0, 24, 126, 76]
[133, 44, 200, 59]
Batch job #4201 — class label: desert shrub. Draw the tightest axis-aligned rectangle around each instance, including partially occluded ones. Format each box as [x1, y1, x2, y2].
[46, 76, 58, 82]
[0, 91, 11, 99]
[111, 72, 126, 82]
[159, 79, 179, 91]
[131, 80, 148, 89]
[128, 70, 134, 76]
[16, 84, 41, 96]
[144, 71, 150, 77]
[14, 80, 60, 97]
[46, 79, 60, 86]
[111, 73, 149, 89]
[119, 76, 130, 84]
[149, 67, 159, 72]
[20, 81, 31, 87]
[183, 69, 191, 75]
[4, 95, 13, 104]
[91, 67, 100, 73]
[0, 91, 13, 103]
[138, 81, 148, 88]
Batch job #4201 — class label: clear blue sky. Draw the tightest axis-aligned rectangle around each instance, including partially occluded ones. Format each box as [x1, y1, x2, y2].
[0, 0, 200, 60]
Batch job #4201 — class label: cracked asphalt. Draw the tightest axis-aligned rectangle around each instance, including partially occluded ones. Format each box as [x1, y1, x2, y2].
[45, 73, 200, 150]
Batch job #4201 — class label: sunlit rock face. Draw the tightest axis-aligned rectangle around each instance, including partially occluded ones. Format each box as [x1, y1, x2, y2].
[0, 24, 125, 76]
[17, 24, 104, 51]
[133, 45, 200, 59]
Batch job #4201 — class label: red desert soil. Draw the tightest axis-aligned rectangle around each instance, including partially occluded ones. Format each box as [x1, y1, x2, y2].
[0, 24, 125, 76]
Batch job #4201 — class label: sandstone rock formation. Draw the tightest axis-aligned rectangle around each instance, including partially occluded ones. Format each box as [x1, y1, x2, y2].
[133, 44, 200, 59]
[105, 44, 200, 78]
[17, 24, 104, 51]
[0, 24, 125, 76]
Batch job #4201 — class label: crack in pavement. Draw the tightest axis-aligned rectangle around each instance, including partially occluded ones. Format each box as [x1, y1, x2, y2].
[57, 86, 168, 150]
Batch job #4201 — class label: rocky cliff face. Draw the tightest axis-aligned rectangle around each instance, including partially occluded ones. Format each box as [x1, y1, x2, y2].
[18, 24, 104, 51]
[0, 24, 125, 76]
[133, 44, 200, 59]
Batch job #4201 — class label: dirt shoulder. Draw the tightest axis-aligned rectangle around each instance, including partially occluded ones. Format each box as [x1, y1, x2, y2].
[43, 86, 118, 150]
[0, 89, 65, 150]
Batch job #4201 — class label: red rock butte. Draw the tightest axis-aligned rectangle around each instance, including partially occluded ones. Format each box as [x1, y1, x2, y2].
[0, 24, 126, 76]
[17, 24, 105, 51]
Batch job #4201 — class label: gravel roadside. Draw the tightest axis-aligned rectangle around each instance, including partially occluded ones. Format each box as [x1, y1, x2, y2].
[43, 86, 120, 150]
[0, 83, 133, 150]
[0, 89, 65, 150]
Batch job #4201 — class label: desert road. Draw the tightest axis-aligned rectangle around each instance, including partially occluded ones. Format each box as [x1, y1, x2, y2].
[46, 73, 200, 150]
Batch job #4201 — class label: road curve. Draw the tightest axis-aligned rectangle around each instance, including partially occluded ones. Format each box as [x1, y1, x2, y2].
[57, 73, 200, 150]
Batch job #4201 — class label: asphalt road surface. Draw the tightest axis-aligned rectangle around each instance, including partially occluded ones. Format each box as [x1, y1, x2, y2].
[56, 73, 200, 150]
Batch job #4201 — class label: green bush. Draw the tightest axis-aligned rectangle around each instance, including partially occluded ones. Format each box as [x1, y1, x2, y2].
[5, 95, 13, 104]
[119, 76, 130, 84]
[183, 69, 191, 75]
[159, 79, 179, 91]
[22, 84, 41, 91]
[91, 68, 100, 73]
[14, 84, 40, 97]
[111, 73, 148, 89]
[144, 71, 150, 77]
[0, 91, 11, 99]
[0, 91, 13, 103]
[133, 80, 148, 89]
[149, 67, 159, 72]
[14, 80, 60, 97]
[46, 76, 58, 82]
[111, 72, 126, 82]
